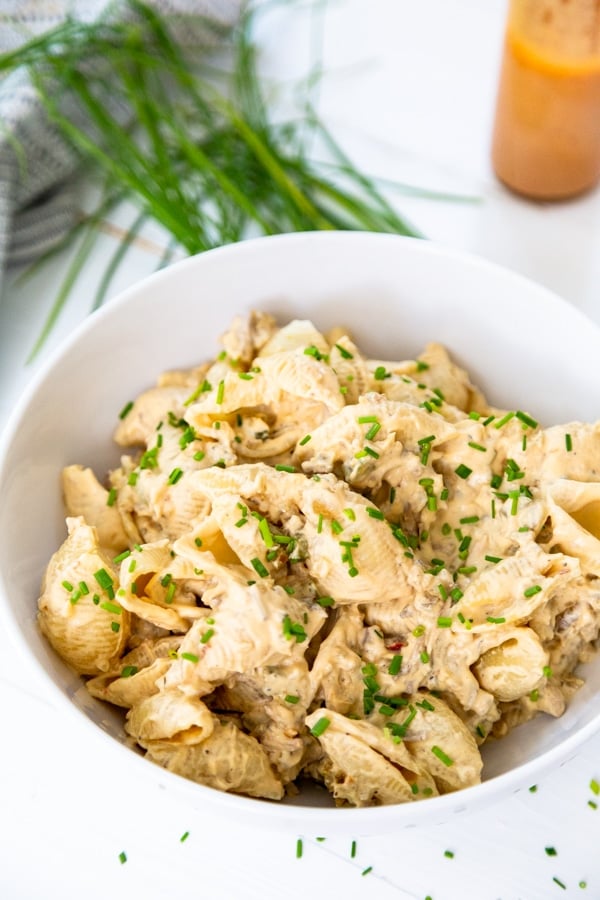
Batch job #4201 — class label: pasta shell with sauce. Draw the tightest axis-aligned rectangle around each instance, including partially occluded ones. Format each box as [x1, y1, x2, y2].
[62, 465, 130, 555]
[38, 517, 129, 675]
[304, 709, 437, 806]
[143, 718, 285, 800]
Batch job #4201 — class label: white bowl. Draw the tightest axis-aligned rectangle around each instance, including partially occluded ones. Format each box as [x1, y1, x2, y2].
[2, 231, 600, 834]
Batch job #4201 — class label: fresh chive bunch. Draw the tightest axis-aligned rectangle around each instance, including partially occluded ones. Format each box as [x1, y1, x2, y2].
[0, 0, 471, 355]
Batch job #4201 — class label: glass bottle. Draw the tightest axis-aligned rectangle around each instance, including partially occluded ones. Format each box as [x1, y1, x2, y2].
[491, 0, 600, 200]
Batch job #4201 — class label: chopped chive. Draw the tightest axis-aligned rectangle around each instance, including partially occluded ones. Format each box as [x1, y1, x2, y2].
[285, 694, 300, 704]
[121, 665, 138, 678]
[361, 866, 373, 876]
[62, 580, 74, 592]
[100, 601, 122, 615]
[373, 366, 390, 381]
[118, 399, 134, 420]
[185, 380, 212, 405]
[366, 507, 384, 520]
[529, 785, 538, 793]
[485, 555, 502, 563]
[251, 558, 269, 578]
[589, 800, 598, 809]
[530, 689, 539, 701]
[444, 850, 455, 859]
[334, 343, 353, 359]
[296, 838, 303, 859]
[412, 625, 426, 637]
[565, 433, 573, 452]
[416, 698, 435, 711]
[516, 410, 538, 428]
[350, 840, 357, 858]
[450, 587, 463, 603]
[420, 650, 430, 663]
[437, 616, 452, 628]
[94, 568, 114, 592]
[486, 616, 506, 624]
[168, 467, 184, 485]
[283, 614, 307, 643]
[118, 851, 127, 864]
[363, 423, 380, 442]
[200, 629, 214, 644]
[181, 652, 199, 662]
[553, 877, 566, 890]
[363, 446, 380, 459]
[275, 464, 297, 473]
[317, 596, 335, 607]
[310, 717, 331, 737]
[431, 745, 454, 766]
[455, 464, 472, 479]
[467, 441, 486, 452]
[458, 535, 471, 554]
[494, 411, 515, 429]
[111, 622, 120, 633]
[545, 847, 557, 857]
[113, 549, 131, 564]
[524, 585, 542, 598]
[509, 491, 520, 515]
[590, 779, 600, 795]
[460, 515, 479, 524]
[299, 434, 311, 446]
[258, 517, 274, 548]
[388, 654, 402, 675]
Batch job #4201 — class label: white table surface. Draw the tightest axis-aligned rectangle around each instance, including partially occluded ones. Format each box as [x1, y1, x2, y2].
[2, 2, 600, 898]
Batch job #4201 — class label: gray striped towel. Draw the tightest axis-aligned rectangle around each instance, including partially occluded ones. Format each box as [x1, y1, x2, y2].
[0, 0, 241, 288]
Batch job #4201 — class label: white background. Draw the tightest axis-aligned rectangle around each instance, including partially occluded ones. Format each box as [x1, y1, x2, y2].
[2, 1, 600, 898]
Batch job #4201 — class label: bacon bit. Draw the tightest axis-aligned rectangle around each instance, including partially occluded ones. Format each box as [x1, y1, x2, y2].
[387, 641, 405, 651]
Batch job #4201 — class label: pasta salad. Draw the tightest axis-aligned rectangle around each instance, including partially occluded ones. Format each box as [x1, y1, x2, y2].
[37, 311, 600, 806]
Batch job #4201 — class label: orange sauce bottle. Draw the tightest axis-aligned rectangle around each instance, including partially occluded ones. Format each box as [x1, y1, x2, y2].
[491, 0, 600, 200]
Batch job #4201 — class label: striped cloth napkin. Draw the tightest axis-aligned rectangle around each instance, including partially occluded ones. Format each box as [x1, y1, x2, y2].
[0, 0, 240, 287]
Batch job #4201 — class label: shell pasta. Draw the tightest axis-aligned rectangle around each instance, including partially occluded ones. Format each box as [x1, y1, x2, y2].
[38, 311, 600, 806]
